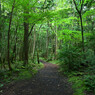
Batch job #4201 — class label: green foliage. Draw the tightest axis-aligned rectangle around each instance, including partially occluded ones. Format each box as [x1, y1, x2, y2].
[0, 62, 44, 88]
[0, 0, 95, 94]
[83, 49, 95, 66]
[59, 46, 84, 71]
[83, 9, 95, 18]
[59, 46, 95, 94]
[84, 75, 95, 93]
[0, 84, 4, 88]
[69, 76, 86, 95]
[18, 70, 32, 80]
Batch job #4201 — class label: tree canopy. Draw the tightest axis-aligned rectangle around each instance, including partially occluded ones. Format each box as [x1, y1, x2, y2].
[0, 0, 95, 94]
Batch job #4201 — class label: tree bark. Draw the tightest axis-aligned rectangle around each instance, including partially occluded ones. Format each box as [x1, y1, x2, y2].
[11, 25, 18, 63]
[79, 13, 84, 52]
[32, 26, 36, 59]
[0, 2, 2, 66]
[46, 29, 49, 58]
[7, 0, 15, 70]
[23, 14, 29, 65]
[55, 24, 58, 59]
[37, 49, 40, 64]
[73, 0, 85, 52]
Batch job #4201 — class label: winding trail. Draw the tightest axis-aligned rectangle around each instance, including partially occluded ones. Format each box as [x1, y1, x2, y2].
[1, 61, 73, 95]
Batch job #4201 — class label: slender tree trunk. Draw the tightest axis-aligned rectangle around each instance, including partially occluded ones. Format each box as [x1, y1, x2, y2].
[0, 2, 2, 66]
[11, 25, 18, 63]
[36, 29, 40, 64]
[55, 24, 58, 59]
[37, 49, 40, 64]
[32, 26, 36, 59]
[0, 2, 1, 36]
[46, 29, 49, 58]
[79, 13, 84, 52]
[7, 0, 15, 70]
[73, 0, 85, 52]
[15, 26, 18, 61]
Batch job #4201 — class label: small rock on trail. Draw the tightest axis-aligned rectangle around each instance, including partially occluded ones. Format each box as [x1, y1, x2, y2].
[1, 61, 73, 95]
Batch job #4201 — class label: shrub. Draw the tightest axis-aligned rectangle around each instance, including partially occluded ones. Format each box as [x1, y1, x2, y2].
[59, 46, 83, 71]
[84, 75, 95, 93]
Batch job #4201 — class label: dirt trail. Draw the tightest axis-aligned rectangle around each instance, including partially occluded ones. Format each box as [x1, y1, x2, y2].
[1, 60, 73, 95]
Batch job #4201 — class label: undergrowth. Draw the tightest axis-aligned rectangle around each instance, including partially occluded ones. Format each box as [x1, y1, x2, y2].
[59, 47, 95, 95]
[0, 61, 44, 89]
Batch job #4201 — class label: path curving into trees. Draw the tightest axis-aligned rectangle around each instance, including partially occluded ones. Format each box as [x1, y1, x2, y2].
[1, 61, 73, 95]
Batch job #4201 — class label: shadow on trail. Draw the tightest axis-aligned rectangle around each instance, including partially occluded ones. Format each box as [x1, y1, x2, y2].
[1, 60, 73, 95]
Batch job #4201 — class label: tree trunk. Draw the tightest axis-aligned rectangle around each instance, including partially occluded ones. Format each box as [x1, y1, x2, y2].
[0, 2, 1, 37]
[0, 1, 1, 24]
[73, 0, 85, 52]
[79, 13, 84, 52]
[23, 16, 29, 65]
[32, 26, 36, 59]
[37, 49, 40, 64]
[11, 25, 18, 63]
[23, 0, 30, 65]
[15, 26, 18, 61]
[46, 29, 49, 58]
[55, 24, 58, 59]
[7, 0, 15, 70]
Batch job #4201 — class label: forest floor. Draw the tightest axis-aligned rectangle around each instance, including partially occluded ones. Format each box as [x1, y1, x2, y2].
[0, 60, 73, 95]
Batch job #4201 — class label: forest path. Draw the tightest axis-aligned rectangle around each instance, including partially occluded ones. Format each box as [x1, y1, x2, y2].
[1, 60, 73, 95]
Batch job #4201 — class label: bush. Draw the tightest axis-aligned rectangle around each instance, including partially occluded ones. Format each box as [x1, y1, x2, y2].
[84, 75, 95, 93]
[58, 44, 95, 94]
[59, 46, 84, 71]
[83, 49, 94, 64]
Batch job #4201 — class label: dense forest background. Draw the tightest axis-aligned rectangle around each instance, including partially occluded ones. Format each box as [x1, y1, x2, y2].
[0, 0, 95, 94]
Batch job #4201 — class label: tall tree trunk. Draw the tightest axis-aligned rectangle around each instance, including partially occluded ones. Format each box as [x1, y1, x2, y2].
[0, 2, 2, 65]
[7, 0, 15, 70]
[32, 26, 36, 59]
[15, 26, 18, 61]
[23, 10, 29, 65]
[36, 29, 40, 64]
[0, 2, 1, 37]
[46, 29, 49, 58]
[11, 25, 18, 63]
[37, 49, 40, 64]
[55, 24, 58, 59]
[79, 13, 84, 52]
[73, 0, 85, 52]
